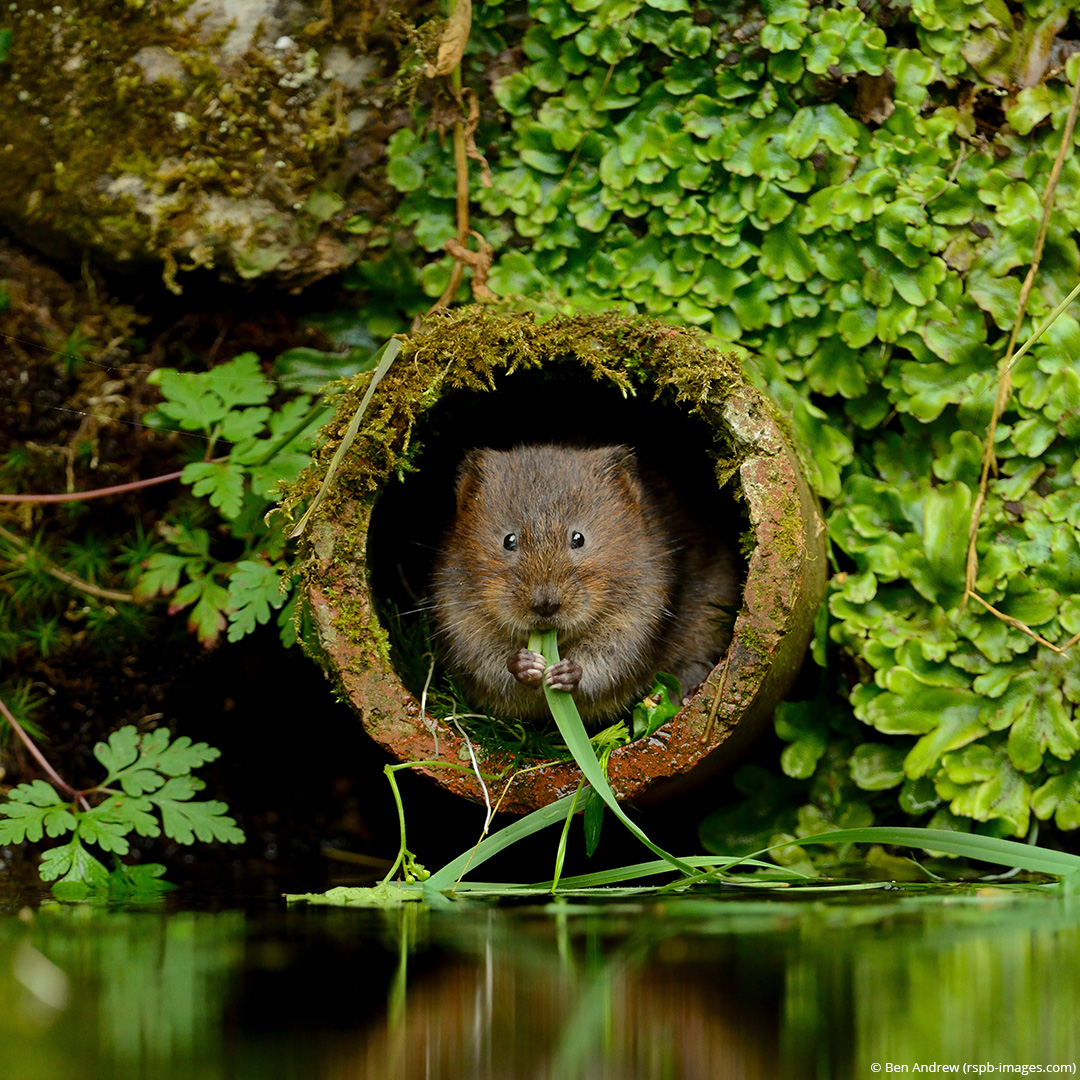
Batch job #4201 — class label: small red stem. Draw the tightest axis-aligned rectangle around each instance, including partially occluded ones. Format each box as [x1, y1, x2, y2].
[0, 470, 185, 503]
[0, 692, 83, 801]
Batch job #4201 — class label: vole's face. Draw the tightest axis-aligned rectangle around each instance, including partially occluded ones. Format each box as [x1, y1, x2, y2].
[450, 445, 653, 639]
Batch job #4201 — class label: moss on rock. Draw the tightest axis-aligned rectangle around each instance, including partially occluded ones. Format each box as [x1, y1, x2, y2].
[0, 0, 422, 289]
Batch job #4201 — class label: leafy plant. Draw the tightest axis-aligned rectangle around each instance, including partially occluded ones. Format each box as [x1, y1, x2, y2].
[377, 0, 1080, 842]
[137, 352, 336, 645]
[0, 723, 244, 899]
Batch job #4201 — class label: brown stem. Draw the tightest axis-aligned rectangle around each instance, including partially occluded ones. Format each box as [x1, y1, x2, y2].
[701, 653, 733, 745]
[964, 65, 1080, 607]
[0, 692, 83, 802]
[429, 86, 472, 312]
[0, 470, 185, 503]
[0, 524, 136, 603]
[427, 2, 481, 315]
[966, 592, 1065, 654]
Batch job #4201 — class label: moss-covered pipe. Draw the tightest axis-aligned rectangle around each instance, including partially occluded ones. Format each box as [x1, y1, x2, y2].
[288, 308, 827, 812]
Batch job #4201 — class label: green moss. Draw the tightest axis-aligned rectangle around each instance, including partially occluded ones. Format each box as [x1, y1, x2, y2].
[285, 308, 767, 757]
[0, 0, 415, 286]
[771, 490, 804, 566]
[282, 307, 748, 525]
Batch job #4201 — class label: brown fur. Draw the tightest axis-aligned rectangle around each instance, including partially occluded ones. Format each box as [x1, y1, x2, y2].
[430, 444, 740, 723]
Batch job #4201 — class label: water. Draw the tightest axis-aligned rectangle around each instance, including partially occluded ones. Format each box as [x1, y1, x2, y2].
[2, 884, 1079, 1079]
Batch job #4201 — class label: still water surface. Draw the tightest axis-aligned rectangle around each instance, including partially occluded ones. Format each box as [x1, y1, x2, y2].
[2, 885, 1078, 1079]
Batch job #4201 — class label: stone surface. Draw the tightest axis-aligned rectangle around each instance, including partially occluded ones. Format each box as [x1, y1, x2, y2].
[0, 0, 412, 289]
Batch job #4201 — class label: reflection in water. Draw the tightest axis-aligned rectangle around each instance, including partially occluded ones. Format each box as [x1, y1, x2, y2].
[339, 917, 775, 1080]
[2, 906, 244, 1080]
[0, 888, 1078, 1079]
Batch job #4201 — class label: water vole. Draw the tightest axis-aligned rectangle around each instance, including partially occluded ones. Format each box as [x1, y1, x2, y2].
[430, 444, 740, 724]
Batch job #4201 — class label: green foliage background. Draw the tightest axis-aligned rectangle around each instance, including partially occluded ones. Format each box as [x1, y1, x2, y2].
[382, 0, 1080, 841]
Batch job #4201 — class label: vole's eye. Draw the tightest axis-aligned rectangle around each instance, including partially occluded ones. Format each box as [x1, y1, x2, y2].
[570, 531, 585, 549]
[503, 533, 518, 551]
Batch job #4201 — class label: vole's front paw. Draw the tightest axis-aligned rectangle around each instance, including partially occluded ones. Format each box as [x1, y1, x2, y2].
[508, 648, 546, 686]
[544, 659, 583, 693]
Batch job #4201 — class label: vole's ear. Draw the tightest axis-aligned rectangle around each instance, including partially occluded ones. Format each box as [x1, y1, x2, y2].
[454, 449, 488, 506]
[603, 445, 644, 507]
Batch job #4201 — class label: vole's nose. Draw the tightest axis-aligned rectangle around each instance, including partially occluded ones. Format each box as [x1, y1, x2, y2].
[531, 594, 561, 618]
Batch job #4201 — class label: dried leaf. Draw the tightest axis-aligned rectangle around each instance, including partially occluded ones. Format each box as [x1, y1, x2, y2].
[426, 0, 472, 78]
[853, 71, 896, 125]
[444, 230, 495, 299]
[462, 88, 492, 189]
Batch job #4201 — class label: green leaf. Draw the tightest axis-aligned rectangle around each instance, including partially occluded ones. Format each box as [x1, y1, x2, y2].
[203, 353, 272, 408]
[775, 701, 829, 779]
[630, 672, 681, 738]
[785, 105, 860, 159]
[531, 630, 696, 875]
[100, 726, 222, 795]
[305, 189, 345, 221]
[780, 827, 1080, 876]
[1006, 85, 1051, 135]
[387, 155, 425, 192]
[220, 406, 270, 444]
[287, 883, 427, 907]
[148, 372, 229, 434]
[181, 461, 246, 520]
[176, 578, 231, 645]
[38, 836, 111, 887]
[936, 743, 1031, 836]
[909, 482, 971, 606]
[850, 743, 907, 790]
[152, 777, 245, 845]
[227, 560, 289, 642]
[1033, 757, 1080, 830]
[94, 726, 142, 784]
[582, 787, 605, 856]
[77, 801, 134, 854]
[133, 552, 193, 601]
[0, 781, 76, 843]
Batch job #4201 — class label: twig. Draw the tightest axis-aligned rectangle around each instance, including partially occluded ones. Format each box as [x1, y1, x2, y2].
[700, 652, 732, 745]
[0, 691, 89, 809]
[0, 524, 136, 603]
[450, 714, 492, 830]
[428, 0, 472, 313]
[0, 470, 185, 503]
[419, 654, 439, 757]
[964, 63, 1080, 613]
[920, 144, 968, 207]
[966, 592, 1066, 654]
[423, 0, 493, 312]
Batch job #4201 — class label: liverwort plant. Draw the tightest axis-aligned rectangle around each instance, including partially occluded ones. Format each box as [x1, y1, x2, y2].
[380, 0, 1080, 848]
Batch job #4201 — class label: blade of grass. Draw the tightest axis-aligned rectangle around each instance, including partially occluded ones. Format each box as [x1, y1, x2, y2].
[552, 780, 587, 891]
[765, 827, 1080, 878]
[531, 629, 697, 877]
[529, 854, 799, 890]
[423, 792, 580, 895]
[289, 336, 402, 538]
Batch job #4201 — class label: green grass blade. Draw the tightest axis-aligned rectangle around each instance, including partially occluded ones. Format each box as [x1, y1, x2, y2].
[529, 855, 794, 890]
[424, 793, 580, 895]
[552, 780, 586, 891]
[289, 336, 401, 538]
[531, 629, 696, 877]
[774, 827, 1080, 877]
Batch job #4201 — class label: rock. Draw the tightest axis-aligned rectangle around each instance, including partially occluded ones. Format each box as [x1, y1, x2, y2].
[0, 0, 415, 290]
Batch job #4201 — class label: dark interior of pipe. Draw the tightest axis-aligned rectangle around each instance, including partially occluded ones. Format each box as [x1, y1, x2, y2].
[366, 367, 749, 702]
